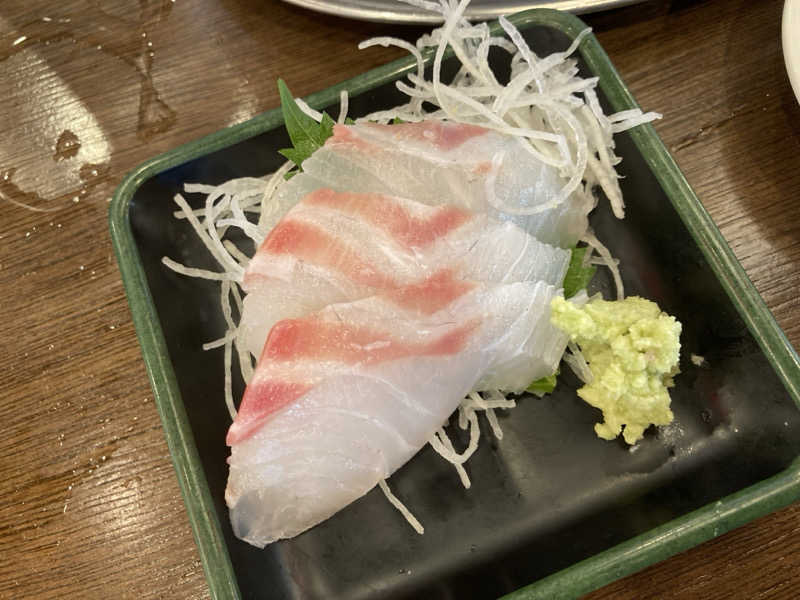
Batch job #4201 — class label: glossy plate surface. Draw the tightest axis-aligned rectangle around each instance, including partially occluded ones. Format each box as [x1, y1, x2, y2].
[110, 10, 800, 600]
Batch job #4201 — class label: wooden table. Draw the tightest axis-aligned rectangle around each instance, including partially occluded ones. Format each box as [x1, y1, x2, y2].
[1, 0, 798, 597]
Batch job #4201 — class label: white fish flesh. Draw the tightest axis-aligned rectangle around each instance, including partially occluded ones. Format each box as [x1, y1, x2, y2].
[259, 120, 593, 248]
[239, 187, 569, 358]
[226, 279, 567, 546]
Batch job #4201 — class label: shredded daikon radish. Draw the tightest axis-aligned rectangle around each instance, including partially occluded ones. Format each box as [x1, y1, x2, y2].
[468, 391, 504, 439]
[161, 257, 238, 281]
[223, 338, 236, 420]
[582, 230, 624, 300]
[358, 37, 426, 83]
[223, 240, 252, 269]
[202, 330, 236, 351]
[337, 90, 349, 124]
[169, 193, 242, 279]
[295, 98, 323, 122]
[259, 161, 294, 236]
[162, 177, 270, 420]
[429, 411, 479, 488]
[427, 389, 515, 488]
[563, 341, 593, 384]
[355, 0, 660, 219]
[379, 480, 424, 534]
[484, 406, 502, 439]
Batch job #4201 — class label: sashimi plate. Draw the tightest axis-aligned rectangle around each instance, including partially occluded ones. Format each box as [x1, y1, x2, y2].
[110, 9, 800, 600]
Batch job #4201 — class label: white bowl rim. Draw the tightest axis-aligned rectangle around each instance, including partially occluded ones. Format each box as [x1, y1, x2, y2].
[783, 0, 800, 102]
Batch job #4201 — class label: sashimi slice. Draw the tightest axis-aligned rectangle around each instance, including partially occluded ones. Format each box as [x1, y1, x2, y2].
[238, 188, 569, 358]
[225, 279, 567, 546]
[262, 120, 593, 248]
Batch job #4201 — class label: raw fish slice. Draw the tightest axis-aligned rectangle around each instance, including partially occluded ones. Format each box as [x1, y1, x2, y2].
[225, 279, 566, 546]
[325, 122, 592, 247]
[238, 188, 569, 357]
[250, 188, 569, 288]
[283, 120, 593, 248]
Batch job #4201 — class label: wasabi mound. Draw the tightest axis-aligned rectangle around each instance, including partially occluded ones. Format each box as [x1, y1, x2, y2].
[551, 295, 681, 444]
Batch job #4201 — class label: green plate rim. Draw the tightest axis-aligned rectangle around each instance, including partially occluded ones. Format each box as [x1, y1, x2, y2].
[109, 8, 800, 600]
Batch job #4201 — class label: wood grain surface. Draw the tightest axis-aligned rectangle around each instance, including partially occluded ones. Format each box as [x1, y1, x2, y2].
[1, 0, 798, 598]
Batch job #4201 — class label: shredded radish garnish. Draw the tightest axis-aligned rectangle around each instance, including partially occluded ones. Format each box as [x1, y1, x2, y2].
[223, 240, 252, 268]
[337, 90, 349, 124]
[427, 389, 515, 487]
[563, 341, 593, 384]
[223, 339, 236, 420]
[583, 230, 624, 300]
[162, 177, 269, 419]
[161, 257, 238, 281]
[379, 480, 424, 534]
[358, 37, 426, 82]
[259, 161, 293, 236]
[355, 0, 660, 218]
[295, 98, 323, 122]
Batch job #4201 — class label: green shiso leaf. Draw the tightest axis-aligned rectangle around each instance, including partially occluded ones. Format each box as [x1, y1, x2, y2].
[563, 245, 597, 299]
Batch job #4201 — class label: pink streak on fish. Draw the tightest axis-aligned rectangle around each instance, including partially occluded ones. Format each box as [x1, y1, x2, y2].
[258, 219, 396, 289]
[303, 188, 471, 249]
[265, 317, 477, 364]
[382, 269, 476, 314]
[226, 380, 313, 445]
[227, 317, 479, 445]
[330, 120, 490, 152]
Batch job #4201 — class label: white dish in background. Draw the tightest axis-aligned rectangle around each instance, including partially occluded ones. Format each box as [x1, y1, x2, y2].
[280, 0, 643, 24]
[784, 0, 800, 102]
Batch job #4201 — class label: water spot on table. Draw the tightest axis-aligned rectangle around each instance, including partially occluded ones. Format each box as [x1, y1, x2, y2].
[123, 475, 144, 489]
[136, 64, 177, 140]
[1, 37, 113, 210]
[53, 130, 81, 161]
[0, 0, 177, 167]
[0, 165, 107, 212]
[78, 161, 109, 183]
[0, 168, 58, 212]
